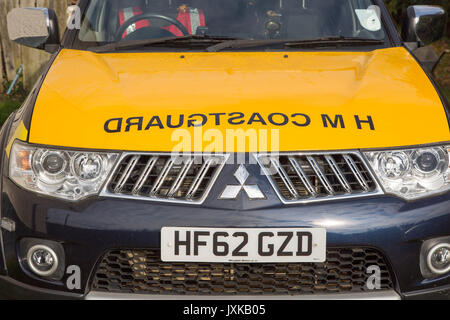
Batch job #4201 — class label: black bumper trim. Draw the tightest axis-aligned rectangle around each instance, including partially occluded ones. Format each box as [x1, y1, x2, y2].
[403, 284, 450, 300]
[0, 276, 83, 300]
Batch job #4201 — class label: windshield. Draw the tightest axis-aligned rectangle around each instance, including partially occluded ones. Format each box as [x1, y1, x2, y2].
[76, 0, 387, 50]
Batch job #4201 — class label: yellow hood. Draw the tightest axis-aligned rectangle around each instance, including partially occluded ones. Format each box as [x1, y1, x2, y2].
[29, 48, 449, 152]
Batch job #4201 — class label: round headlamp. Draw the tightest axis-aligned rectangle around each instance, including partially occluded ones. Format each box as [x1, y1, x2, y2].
[378, 152, 410, 180]
[42, 152, 67, 174]
[72, 154, 103, 181]
[415, 151, 439, 173]
[33, 150, 70, 187]
[411, 148, 447, 178]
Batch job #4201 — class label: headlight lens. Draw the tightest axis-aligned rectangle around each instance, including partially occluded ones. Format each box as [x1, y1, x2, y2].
[9, 140, 119, 200]
[364, 145, 450, 200]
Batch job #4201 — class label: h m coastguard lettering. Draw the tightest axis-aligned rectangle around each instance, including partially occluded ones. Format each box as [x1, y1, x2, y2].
[104, 112, 375, 133]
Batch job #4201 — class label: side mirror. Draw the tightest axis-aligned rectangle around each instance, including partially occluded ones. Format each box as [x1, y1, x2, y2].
[401, 5, 447, 47]
[7, 7, 60, 53]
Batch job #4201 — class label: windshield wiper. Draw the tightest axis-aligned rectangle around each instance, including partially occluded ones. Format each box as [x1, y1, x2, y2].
[90, 35, 243, 53]
[284, 37, 385, 48]
[206, 36, 385, 52]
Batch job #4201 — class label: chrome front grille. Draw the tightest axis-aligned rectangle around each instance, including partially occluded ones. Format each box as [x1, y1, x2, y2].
[103, 154, 227, 203]
[102, 152, 381, 204]
[256, 152, 380, 203]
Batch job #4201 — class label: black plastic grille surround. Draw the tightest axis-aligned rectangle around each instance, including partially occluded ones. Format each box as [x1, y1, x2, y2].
[92, 248, 394, 295]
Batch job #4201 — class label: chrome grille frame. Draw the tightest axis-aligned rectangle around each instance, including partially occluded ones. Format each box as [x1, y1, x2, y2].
[101, 151, 382, 205]
[254, 151, 383, 204]
[100, 152, 229, 205]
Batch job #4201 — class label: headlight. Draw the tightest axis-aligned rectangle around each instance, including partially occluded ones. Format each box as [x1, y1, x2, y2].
[9, 140, 119, 200]
[364, 145, 450, 200]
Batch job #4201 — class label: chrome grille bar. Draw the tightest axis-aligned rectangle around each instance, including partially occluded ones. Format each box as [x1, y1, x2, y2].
[132, 156, 158, 195]
[325, 155, 352, 194]
[343, 155, 370, 192]
[186, 157, 215, 200]
[307, 156, 334, 195]
[150, 158, 176, 196]
[288, 157, 316, 197]
[114, 155, 140, 193]
[167, 158, 194, 198]
[270, 157, 299, 199]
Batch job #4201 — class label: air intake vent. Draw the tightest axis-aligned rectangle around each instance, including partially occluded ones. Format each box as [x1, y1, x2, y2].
[92, 248, 394, 295]
[103, 154, 227, 204]
[257, 152, 380, 203]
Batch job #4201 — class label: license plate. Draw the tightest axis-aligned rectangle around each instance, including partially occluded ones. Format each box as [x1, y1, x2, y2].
[161, 227, 326, 263]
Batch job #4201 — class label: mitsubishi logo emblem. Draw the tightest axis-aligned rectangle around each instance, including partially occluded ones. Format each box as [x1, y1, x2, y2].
[219, 165, 266, 200]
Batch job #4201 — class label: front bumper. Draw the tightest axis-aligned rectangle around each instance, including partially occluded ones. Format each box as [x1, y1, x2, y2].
[0, 275, 401, 299]
[1, 174, 450, 300]
[1, 274, 449, 300]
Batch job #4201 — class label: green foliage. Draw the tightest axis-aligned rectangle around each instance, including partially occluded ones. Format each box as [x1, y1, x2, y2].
[2, 79, 28, 102]
[0, 79, 27, 126]
[443, 87, 450, 100]
[0, 98, 20, 126]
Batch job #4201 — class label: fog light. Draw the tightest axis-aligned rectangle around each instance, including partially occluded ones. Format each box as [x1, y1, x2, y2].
[427, 243, 450, 275]
[26, 245, 59, 277]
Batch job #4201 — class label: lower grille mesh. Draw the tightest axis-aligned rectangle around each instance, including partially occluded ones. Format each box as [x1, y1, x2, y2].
[92, 248, 394, 295]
